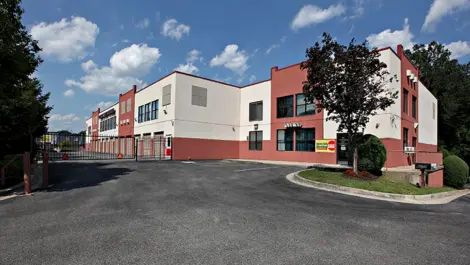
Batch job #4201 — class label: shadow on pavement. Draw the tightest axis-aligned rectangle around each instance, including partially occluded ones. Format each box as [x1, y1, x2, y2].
[47, 161, 133, 192]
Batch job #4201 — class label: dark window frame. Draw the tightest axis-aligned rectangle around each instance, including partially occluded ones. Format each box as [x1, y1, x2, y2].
[412, 96, 417, 118]
[296, 94, 316, 117]
[277, 129, 294, 151]
[248, 131, 263, 151]
[144, 103, 150, 121]
[151, 100, 159, 120]
[296, 128, 316, 152]
[249, 101, 263, 121]
[277, 95, 294, 118]
[138, 106, 144, 123]
[403, 127, 409, 150]
[403, 88, 409, 114]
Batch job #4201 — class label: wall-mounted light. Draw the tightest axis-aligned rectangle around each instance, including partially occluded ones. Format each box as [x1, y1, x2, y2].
[254, 124, 258, 130]
[375, 123, 379, 129]
[164, 109, 168, 115]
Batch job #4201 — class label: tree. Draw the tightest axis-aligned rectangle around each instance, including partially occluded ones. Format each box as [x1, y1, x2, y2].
[0, 0, 52, 160]
[300, 33, 398, 173]
[405, 42, 470, 164]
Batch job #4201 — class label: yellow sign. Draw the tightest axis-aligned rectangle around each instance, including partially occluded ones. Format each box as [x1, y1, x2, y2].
[315, 140, 336, 153]
[41, 135, 51, 143]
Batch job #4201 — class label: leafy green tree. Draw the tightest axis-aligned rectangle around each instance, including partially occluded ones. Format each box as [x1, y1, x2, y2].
[405, 42, 470, 164]
[301, 33, 398, 173]
[0, 0, 52, 159]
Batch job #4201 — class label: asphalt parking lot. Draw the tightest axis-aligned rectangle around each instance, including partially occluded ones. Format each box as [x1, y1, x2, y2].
[0, 160, 469, 265]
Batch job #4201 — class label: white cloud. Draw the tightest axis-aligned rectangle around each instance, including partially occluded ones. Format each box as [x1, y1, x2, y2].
[446, 41, 470, 59]
[249, 75, 256, 83]
[63, 89, 75, 97]
[161, 19, 190, 40]
[136, 18, 150, 29]
[30, 16, 99, 62]
[349, 0, 365, 19]
[422, 0, 470, 32]
[49, 114, 80, 121]
[175, 63, 199, 74]
[85, 101, 114, 111]
[122, 39, 130, 43]
[175, 49, 202, 74]
[366, 18, 414, 50]
[291, 4, 346, 30]
[209, 44, 249, 75]
[48, 114, 81, 131]
[265, 44, 280, 55]
[65, 44, 161, 96]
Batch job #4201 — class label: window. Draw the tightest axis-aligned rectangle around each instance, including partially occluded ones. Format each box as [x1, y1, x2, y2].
[88, 126, 91, 135]
[144, 103, 150, 121]
[151, 100, 158, 120]
[277, 95, 294, 118]
[403, 128, 409, 150]
[248, 131, 263, 150]
[403, 88, 408, 114]
[412, 137, 417, 148]
[277, 129, 294, 151]
[138, 106, 144, 123]
[432, 103, 436, 120]
[296, 129, 315, 152]
[127, 98, 132, 113]
[192, 86, 208, 107]
[296, 94, 315, 116]
[162, 84, 171, 106]
[249, 101, 263, 121]
[121, 101, 126, 114]
[412, 96, 417, 119]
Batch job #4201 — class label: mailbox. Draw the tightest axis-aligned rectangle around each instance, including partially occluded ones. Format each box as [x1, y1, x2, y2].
[415, 163, 431, 170]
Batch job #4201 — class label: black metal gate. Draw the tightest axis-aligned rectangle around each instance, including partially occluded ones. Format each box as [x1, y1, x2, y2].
[38, 132, 172, 161]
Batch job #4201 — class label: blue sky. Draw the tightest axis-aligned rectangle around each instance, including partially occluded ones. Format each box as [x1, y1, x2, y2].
[21, 0, 470, 132]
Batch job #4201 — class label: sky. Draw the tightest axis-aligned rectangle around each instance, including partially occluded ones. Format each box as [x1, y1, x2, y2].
[21, 0, 470, 132]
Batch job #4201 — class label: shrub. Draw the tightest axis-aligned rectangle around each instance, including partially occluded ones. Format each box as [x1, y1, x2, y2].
[443, 155, 469, 188]
[358, 134, 387, 175]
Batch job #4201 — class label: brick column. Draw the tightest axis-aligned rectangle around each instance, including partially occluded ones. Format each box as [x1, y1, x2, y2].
[23, 152, 31, 194]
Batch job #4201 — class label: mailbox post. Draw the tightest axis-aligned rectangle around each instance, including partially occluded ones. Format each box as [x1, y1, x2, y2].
[415, 163, 437, 188]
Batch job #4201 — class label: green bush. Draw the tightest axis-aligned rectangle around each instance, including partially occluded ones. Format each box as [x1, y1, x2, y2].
[443, 155, 469, 188]
[439, 147, 453, 159]
[358, 134, 387, 175]
[58, 139, 70, 150]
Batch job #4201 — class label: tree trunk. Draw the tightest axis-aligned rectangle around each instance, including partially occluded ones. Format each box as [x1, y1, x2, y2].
[353, 147, 358, 174]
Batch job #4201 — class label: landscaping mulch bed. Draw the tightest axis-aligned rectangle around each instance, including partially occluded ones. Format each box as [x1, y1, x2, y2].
[343, 169, 378, 181]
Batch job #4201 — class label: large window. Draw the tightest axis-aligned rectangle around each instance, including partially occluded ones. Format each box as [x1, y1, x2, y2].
[192, 86, 207, 107]
[403, 88, 409, 114]
[151, 100, 158, 120]
[249, 101, 263, 121]
[296, 128, 315, 152]
[412, 96, 417, 118]
[127, 98, 132, 113]
[144, 103, 150, 121]
[121, 101, 126, 114]
[296, 94, 315, 116]
[277, 129, 294, 151]
[403, 128, 409, 149]
[138, 106, 144, 123]
[277, 96, 294, 118]
[249, 131, 263, 150]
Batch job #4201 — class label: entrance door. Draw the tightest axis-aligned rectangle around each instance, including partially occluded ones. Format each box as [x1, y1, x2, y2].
[337, 133, 349, 165]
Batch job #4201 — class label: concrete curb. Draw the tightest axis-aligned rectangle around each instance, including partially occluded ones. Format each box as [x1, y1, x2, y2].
[0, 182, 24, 197]
[287, 171, 470, 205]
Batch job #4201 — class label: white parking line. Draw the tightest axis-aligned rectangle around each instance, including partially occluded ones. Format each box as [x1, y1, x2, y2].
[234, 166, 279, 172]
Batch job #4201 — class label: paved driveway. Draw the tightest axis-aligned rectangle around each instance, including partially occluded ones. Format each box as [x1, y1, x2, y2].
[1, 160, 469, 265]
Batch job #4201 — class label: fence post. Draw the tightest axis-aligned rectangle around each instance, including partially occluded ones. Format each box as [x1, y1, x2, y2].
[24, 152, 31, 195]
[135, 138, 138, 162]
[42, 152, 48, 189]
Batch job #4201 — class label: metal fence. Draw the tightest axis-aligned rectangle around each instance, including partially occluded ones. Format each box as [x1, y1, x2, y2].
[38, 132, 172, 161]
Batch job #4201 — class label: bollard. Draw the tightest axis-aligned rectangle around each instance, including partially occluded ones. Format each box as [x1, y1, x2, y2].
[42, 152, 49, 189]
[24, 152, 31, 194]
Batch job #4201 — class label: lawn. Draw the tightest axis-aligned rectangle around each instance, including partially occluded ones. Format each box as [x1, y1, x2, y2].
[298, 169, 455, 195]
